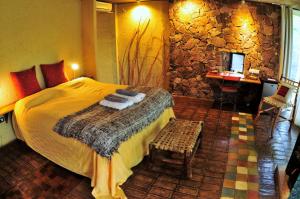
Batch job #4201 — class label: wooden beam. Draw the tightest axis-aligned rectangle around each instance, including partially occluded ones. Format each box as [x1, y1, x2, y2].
[81, 0, 97, 78]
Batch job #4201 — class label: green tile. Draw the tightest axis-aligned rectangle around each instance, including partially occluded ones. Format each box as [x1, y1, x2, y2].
[225, 172, 237, 181]
[231, 134, 239, 139]
[222, 187, 235, 197]
[248, 168, 259, 175]
[235, 190, 247, 199]
[238, 155, 248, 161]
[249, 150, 257, 156]
[226, 165, 237, 173]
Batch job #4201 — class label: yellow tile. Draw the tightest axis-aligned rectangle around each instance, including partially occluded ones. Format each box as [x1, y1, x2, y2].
[249, 150, 257, 156]
[239, 112, 246, 115]
[247, 136, 255, 141]
[239, 135, 248, 140]
[247, 125, 254, 129]
[248, 155, 257, 162]
[235, 181, 248, 190]
[232, 117, 239, 121]
[232, 126, 239, 131]
[248, 182, 259, 191]
[239, 127, 247, 132]
[239, 121, 247, 125]
[237, 166, 248, 174]
[221, 197, 234, 199]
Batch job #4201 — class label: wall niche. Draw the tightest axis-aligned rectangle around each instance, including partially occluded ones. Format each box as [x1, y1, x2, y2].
[168, 0, 281, 98]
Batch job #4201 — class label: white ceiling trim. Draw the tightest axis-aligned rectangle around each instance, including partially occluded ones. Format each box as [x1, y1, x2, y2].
[247, 0, 300, 9]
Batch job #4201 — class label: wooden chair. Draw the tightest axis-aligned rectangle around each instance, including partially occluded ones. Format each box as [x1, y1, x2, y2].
[220, 76, 241, 112]
[255, 76, 300, 137]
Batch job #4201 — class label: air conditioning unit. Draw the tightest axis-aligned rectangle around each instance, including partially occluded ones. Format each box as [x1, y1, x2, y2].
[96, 1, 113, 13]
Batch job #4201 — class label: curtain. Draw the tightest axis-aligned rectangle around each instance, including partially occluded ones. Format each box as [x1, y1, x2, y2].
[281, 6, 293, 78]
[281, 7, 300, 127]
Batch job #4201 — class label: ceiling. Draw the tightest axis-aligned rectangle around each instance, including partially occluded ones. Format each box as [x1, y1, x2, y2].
[101, 0, 167, 3]
[247, 0, 300, 8]
[101, 0, 300, 8]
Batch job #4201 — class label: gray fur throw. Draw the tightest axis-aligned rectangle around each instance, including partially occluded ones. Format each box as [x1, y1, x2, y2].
[53, 87, 174, 158]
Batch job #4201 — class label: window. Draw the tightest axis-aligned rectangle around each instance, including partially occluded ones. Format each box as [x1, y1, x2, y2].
[292, 9, 300, 126]
[290, 9, 300, 81]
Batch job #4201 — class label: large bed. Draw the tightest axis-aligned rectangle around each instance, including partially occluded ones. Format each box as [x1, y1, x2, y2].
[12, 77, 175, 198]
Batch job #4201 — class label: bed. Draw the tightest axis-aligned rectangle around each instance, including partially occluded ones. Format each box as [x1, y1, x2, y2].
[12, 77, 175, 198]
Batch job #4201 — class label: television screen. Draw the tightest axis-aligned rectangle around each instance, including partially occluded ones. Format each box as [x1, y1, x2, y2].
[230, 53, 245, 73]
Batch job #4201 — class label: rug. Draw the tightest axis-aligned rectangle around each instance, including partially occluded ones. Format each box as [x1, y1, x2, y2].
[221, 112, 260, 199]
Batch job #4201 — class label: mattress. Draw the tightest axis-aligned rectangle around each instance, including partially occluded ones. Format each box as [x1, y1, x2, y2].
[12, 77, 175, 198]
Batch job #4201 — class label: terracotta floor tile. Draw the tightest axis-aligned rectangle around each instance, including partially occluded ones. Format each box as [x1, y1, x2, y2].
[0, 97, 298, 199]
[149, 187, 173, 198]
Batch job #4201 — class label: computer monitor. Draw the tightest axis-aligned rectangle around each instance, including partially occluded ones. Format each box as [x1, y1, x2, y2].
[229, 53, 245, 73]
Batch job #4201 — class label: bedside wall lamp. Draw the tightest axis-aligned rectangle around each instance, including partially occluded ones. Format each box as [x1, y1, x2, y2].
[71, 63, 80, 79]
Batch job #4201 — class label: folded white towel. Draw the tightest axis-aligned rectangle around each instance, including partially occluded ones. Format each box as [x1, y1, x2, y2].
[99, 99, 134, 110]
[115, 93, 146, 103]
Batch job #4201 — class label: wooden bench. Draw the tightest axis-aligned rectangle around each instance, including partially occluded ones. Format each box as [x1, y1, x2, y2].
[149, 118, 203, 178]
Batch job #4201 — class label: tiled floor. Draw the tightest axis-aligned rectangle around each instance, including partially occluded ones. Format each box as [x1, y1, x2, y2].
[221, 113, 259, 199]
[0, 96, 298, 198]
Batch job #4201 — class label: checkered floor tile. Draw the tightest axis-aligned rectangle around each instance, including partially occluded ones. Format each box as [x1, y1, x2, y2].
[221, 113, 259, 199]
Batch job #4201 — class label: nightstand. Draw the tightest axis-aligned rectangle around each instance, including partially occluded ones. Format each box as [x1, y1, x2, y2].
[0, 102, 15, 123]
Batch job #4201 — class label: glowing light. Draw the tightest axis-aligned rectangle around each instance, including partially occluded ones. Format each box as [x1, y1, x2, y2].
[71, 63, 79, 71]
[131, 5, 151, 22]
[180, 1, 198, 15]
[178, 1, 199, 22]
[242, 23, 248, 29]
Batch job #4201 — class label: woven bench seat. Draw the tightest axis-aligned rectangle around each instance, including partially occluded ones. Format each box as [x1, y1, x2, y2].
[149, 118, 204, 178]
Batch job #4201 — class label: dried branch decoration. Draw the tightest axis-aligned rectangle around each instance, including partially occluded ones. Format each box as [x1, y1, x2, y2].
[119, 19, 168, 87]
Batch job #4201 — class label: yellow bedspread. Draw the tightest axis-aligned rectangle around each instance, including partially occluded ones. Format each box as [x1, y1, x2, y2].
[12, 77, 174, 198]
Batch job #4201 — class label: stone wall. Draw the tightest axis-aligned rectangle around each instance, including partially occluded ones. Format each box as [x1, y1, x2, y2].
[169, 0, 281, 98]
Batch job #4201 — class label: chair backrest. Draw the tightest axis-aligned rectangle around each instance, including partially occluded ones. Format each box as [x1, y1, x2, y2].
[273, 75, 300, 105]
[280, 76, 300, 91]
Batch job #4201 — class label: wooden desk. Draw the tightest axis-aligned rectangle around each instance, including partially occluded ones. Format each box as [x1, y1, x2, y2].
[206, 72, 261, 85]
[0, 102, 16, 123]
[206, 71, 262, 113]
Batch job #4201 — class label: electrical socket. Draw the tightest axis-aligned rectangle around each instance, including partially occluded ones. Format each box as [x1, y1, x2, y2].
[0, 116, 4, 123]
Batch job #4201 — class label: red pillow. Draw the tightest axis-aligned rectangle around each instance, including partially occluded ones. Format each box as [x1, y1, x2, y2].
[40, 60, 68, 88]
[277, 85, 289, 97]
[10, 66, 42, 98]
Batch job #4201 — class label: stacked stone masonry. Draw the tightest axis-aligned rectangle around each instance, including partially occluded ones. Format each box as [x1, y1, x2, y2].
[169, 0, 281, 98]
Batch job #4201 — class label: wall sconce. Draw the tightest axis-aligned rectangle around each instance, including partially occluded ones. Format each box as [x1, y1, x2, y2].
[178, 1, 199, 22]
[180, 1, 198, 15]
[71, 63, 79, 79]
[131, 5, 151, 22]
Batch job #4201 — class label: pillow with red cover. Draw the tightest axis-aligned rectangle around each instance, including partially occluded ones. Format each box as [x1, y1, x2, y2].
[277, 85, 289, 97]
[10, 66, 42, 98]
[40, 60, 68, 88]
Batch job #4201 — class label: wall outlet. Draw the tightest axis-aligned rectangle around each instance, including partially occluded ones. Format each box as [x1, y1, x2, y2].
[0, 116, 4, 123]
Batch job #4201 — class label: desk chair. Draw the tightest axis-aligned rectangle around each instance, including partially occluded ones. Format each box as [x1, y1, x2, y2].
[255, 76, 300, 137]
[220, 76, 241, 112]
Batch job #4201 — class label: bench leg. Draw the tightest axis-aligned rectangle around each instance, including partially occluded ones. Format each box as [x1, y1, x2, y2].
[148, 145, 156, 170]
[184, 152, 192, 179]
[149, 144, 154, 163]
